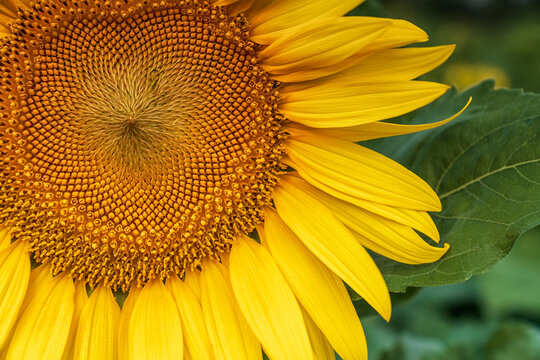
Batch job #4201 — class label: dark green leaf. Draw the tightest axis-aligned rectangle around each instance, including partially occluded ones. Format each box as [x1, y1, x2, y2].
[475, 226, 540, 317]
[368, 80, 540, 292]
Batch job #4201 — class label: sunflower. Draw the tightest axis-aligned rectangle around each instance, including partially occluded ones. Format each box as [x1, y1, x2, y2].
[0, 0, 466, 358]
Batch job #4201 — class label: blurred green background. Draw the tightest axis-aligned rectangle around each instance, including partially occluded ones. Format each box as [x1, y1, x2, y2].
[354, 0, 540, 92]
[361, 226, 540, 359]
[350, 1, 540, 358]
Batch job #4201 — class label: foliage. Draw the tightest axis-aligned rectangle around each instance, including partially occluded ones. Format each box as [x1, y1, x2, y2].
[359, 226, 540, 359]
[363, 80, 540, 292]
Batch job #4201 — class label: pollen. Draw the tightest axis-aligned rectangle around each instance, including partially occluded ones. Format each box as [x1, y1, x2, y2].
[0, 0, 284, 290]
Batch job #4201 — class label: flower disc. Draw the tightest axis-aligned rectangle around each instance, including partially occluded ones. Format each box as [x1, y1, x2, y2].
[0, 0, 284, 290]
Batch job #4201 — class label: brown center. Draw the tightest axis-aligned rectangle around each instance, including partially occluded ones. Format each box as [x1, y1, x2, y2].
[0, 0, 284, 290]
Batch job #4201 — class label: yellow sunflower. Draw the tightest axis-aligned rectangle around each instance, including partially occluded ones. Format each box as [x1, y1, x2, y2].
[0, 0, 467, 358]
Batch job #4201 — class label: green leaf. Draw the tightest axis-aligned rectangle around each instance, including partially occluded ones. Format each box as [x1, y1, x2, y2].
[475, 226, 540, 317]
[368, 80, 540, 292]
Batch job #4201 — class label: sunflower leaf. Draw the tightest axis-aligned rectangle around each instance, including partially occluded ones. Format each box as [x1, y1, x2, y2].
[366, 80, 540, 293]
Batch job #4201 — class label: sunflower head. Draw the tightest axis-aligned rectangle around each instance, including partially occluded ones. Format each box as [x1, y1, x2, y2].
[0, 0, 286, 290]
[0, 0, 462, 359]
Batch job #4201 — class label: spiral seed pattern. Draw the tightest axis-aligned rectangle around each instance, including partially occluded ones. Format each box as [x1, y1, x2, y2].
[0, 0, 284, 290]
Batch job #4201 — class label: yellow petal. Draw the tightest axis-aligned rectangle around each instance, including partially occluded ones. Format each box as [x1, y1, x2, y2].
[0, 264, 51, 357]
[61, 282, 89, 360]
[244, 0, 272, 17]
[259, 17, 390, 83]
[230, 235, 314, 360]
[0, 0, 17, 19]
[301, 308, 335, 360]
[227, 0, 255, 16]
[0, 13, 14, 37]
[353, 229, 448, 265]
[23, 264, 53, 306]
[308, 187, 449, 264]
[0, 241, 30, 349]
[73, 285, 120, 360]
[272, 55, 370, 84]
[285, 97, 471, 142]
[261, 17, 428, 74]
[264, 209, 367, 359]
[128, 280, 183, 360]
[248, 0, 365, 44]
[272, 175, 391, 320]
[118, 287, 141, 360]
[280, 81, 449, 128]
[258, 18, 388, 67]
[167, 275, 214, 360]
[329, 45, 455, 84]
[285, 135, 441, 211]
[200, 261, 261, 360]
[7, 272, 75, 360]
[282, 45, 454, 95]
[284, 169, 440, 241]
[361, 18, 428, 52]
[0, 226, 12, 250]
[16, 0, 31, 8]
[184, 270, 202, 301]
[211, 0, 239, 5]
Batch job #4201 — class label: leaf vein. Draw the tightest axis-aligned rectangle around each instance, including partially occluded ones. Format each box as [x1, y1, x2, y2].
[434, 113, 539, 193]
[433, 214, 509, 226]
[515, 167, 540, 186]
[439, 159, 540, 199]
